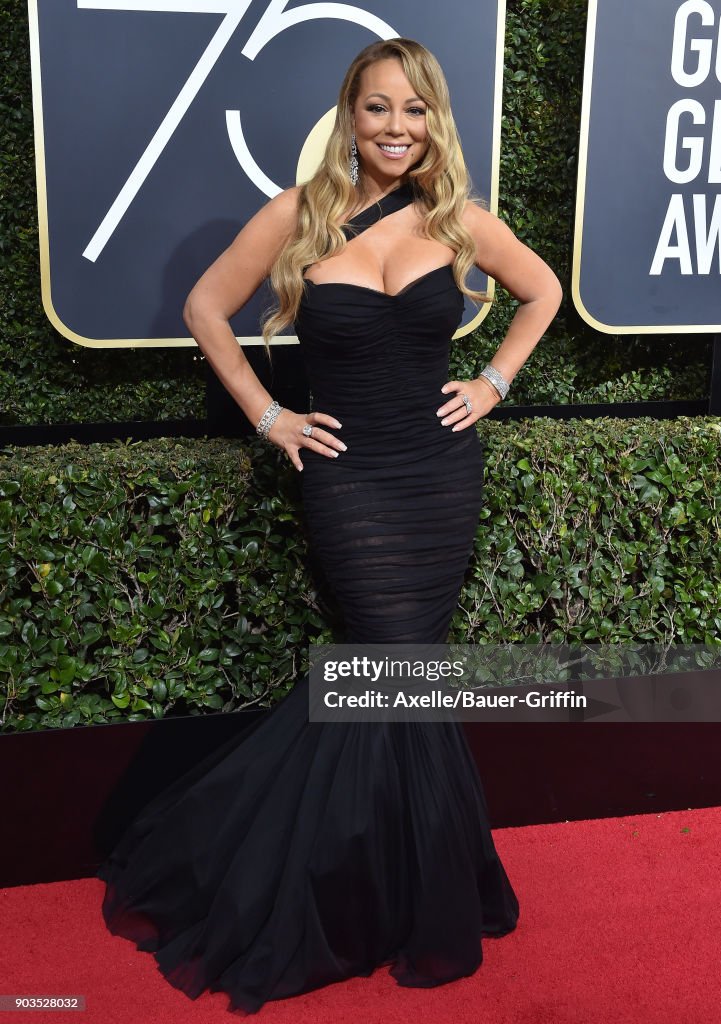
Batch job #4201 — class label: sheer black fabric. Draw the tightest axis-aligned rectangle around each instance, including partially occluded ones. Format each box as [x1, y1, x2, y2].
[97, 181, 520, 1014]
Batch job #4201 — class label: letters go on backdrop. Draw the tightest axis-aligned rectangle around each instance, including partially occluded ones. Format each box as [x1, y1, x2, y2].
[28, 0, 504, 349]
[574, 0, 721, 333]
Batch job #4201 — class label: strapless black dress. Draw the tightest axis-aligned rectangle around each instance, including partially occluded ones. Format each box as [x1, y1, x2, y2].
[97, 181, 520, 1014]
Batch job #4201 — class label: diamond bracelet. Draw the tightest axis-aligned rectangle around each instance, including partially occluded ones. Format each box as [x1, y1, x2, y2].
[256, 400, 284, 439]
[479, 364, 510, 401]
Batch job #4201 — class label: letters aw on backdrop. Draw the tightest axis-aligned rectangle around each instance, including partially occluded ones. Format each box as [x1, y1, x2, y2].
[651, 0, 721, 274]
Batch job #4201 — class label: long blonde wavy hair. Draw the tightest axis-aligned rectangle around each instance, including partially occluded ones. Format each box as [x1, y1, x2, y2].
[260, 37, 490, 356]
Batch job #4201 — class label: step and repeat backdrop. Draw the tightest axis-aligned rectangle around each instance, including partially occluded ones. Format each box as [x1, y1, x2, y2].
[574, 0, 721, 334]
[28, 0, 505, 350]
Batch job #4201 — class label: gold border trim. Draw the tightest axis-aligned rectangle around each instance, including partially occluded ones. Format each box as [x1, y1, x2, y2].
[571, 0, 721, 335]
[28, 0, 506, 348]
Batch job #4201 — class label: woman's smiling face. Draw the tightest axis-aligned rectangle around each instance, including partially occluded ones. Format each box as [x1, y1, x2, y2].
[351, 58, 429, 189]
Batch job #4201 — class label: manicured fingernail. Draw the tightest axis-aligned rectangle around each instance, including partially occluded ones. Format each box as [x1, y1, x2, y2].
[334, 420, 342, 427]
[441, 418, 449, 426]
[338, 443, 347, 451]
[332, 451, 339, 457]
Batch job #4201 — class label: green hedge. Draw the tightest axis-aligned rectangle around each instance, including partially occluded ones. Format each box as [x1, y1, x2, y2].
[0, 0, 711, 425]
[2, 418, 720, 732]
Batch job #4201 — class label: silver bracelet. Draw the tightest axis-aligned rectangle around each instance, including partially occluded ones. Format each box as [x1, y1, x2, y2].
[479, 364, 510, 401]
[256, 399, 284, 439]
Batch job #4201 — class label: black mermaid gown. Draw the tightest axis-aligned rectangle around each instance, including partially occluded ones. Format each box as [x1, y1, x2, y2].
[97, 181, 519, 1014]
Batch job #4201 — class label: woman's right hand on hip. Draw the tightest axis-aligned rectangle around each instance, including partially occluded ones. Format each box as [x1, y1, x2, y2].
[267, 410, 347, 471]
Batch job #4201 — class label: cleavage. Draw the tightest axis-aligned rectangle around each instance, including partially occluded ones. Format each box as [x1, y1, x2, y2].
[303, 206, 454, 297]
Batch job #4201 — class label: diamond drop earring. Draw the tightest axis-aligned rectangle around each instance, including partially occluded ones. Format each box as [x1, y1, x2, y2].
[349, 133, 359, 186]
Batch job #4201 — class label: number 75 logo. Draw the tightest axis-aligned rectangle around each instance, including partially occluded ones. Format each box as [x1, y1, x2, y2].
[28, 0, 503, 346]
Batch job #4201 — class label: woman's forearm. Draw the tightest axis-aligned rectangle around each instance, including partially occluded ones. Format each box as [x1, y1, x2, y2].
[184, 308, 273, 431]
[481, 292, 562, 386]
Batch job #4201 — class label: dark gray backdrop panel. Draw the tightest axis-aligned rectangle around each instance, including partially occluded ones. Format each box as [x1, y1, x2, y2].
[577, 0, 721, 330]
[34, 0, 501, 344]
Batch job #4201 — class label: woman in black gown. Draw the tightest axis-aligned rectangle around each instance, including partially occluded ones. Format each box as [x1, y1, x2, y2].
[97, 37, 562, 1014]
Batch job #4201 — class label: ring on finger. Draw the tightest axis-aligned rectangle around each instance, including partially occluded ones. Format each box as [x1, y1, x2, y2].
[461, 393, 472, 415]
[302, 424, 313, 437]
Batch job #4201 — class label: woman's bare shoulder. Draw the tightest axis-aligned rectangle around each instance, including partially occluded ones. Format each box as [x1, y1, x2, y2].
[460, 197, 516, 253]
[259, 184, 303, 236]
[461, 196, 498, 229]
[231, 185, 303, 274]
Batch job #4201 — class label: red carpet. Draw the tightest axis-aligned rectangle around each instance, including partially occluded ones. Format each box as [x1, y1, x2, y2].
[2, 806, 719, 1023]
